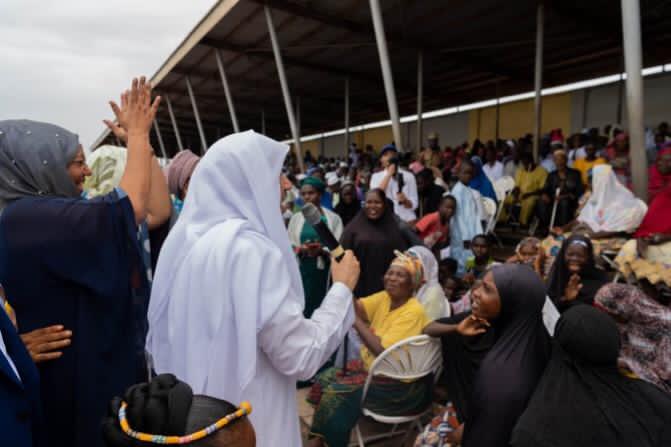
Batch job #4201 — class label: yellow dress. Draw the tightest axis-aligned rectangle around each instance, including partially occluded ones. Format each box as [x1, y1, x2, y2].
[359, 291, 430, 370]
[500, 166, 548, 225]
[574, 157, 607, 186]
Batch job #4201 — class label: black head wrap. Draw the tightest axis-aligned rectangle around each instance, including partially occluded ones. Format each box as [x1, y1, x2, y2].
[512, 305, 671, 447]
[102, 374, 193, 446]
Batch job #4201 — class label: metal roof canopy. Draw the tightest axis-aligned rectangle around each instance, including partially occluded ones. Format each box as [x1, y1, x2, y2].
[93, 0, 671, 157]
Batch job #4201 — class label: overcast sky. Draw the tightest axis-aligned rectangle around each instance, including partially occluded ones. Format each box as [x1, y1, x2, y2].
[0, 0, 217, 149]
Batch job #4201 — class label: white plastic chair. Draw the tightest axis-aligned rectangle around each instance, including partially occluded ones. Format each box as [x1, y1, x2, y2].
[491, 176, 516, 244]
[493, 176, 515, 203]
[481, 196, 498, 241]
[352, 335, 442, 447]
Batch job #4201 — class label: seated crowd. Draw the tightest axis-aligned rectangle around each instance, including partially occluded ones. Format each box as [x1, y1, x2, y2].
[286, 125, 671, 446]
[1, 75, 670, 447]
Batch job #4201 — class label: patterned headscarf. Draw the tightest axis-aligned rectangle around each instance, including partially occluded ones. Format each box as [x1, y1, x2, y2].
[83, 145, 127, 198]
[391, 250, 424, 291]
[0, 119, 80, 211]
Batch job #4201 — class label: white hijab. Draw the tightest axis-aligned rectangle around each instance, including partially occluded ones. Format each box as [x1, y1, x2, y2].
[408, 245, 450, 319]
[147, 130, 304, 396]
[578, 164, 647, 233]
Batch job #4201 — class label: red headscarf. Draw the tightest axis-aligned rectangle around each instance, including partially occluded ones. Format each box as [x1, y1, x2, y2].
[634, 183, 671, 237]
[647, 146, 671, 202]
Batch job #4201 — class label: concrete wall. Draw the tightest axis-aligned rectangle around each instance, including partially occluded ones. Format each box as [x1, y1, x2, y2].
[293, 72, 671, 159]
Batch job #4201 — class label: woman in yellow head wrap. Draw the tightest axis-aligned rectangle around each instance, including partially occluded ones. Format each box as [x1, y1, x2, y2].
[307, 250, 432, 447]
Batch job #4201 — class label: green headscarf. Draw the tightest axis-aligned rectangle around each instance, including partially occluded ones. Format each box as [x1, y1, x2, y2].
[300, 176, 326, 193]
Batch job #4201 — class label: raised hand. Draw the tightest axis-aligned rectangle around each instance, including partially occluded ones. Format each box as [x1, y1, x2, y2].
[118, 77, 161, 139]
[103, 119, 128, 144]
[564, 273, 583, 301]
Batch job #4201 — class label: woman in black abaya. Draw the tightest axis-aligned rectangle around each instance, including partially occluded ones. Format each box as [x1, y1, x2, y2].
[511, 305, 671, 447]
[423, 264, 551, 446]
[547, 234, 608, 311]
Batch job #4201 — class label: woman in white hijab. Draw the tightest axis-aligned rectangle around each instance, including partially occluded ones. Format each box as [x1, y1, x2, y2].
[147, 131, 360, 447]
[576, 164, 647, 236]
[409, 246, 451, 320]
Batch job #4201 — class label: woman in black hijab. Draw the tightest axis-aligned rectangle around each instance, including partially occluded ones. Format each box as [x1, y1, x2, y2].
[511, 305, 671, 447]
[341, 188, 409, 297]
[334, 181, 360, 226]
[423, 264, 551, 446]
[547, 234, 608, 311]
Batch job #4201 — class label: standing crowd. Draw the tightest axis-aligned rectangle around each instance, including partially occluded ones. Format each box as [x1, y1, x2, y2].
[1, 76, 670, 447]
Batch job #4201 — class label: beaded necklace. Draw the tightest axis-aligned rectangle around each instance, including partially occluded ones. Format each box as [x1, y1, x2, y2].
[118, 400, 252, 444]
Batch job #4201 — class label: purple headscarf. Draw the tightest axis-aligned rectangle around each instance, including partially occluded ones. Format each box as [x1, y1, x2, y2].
[167, 150, 200, 197]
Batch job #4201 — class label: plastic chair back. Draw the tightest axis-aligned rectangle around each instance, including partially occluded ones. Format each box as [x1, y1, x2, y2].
[362, 335, 442, 402]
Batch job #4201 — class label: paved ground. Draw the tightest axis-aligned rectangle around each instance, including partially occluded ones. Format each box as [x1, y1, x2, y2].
[298, 388, 415, 446]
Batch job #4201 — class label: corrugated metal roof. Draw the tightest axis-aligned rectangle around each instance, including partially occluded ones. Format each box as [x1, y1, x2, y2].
[94, 0, 671, 155]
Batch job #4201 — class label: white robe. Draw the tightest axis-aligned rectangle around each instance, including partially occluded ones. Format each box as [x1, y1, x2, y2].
[147, 131, 354, 447]
[482, 160, 504, 183]
[370, 169, 418, 222]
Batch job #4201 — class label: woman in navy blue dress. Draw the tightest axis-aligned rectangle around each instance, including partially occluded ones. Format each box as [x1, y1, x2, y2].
[0, 77, 164, 447]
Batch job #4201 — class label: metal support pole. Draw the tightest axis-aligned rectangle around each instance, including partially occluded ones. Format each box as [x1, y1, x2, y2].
[261, 110, 266, 135]
[264, 5, 305, 172]
[165, 95, 184, 152]
[416, 51, 424, 152]
[532, 3, 544, 162]
[369, 0, 403, 151]
[152, 119, 168, 159]
[344, 78, 350, 158]
[582, 88, 591, 129]
[621, 0, 647, 201]
[215, 49, 240, 133]
[495, 82, 501, 141]
[616, 72, 624, 125]
[185, 76, 208, 154]
[295, 96, 301, 139]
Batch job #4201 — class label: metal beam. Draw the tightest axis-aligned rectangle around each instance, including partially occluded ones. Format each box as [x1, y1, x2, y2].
[164, 95, 184, 152]
[416, 51, 424, 152]
[621, 0, 647, 201]
[214, 49, 240, 133]
[369, 0, 402, 151]
[248, 0, 528, 83]
[264, 5, 304, 172]
[152, 119, 168, 159]
[533, 3, 544, 163]
[185, 76, 208, 154]
[199, 37, 401, 89]
[344, 77, 350, 157]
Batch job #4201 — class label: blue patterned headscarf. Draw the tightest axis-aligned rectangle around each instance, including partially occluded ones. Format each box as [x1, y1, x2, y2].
[0, 120, 80, 210]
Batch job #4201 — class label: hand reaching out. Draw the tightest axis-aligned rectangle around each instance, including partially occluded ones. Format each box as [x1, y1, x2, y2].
[21, 325, 72, 363]
[457, 314, 490, 337]
[103, 119, 128, 144]
[564, 274, 583, 302]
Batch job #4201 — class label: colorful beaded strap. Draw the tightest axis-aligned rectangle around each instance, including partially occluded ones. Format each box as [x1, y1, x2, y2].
[118, 400, 252, 444]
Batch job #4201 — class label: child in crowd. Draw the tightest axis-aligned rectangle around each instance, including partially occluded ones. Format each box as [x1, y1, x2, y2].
[438, 258, 459, 284]
[506, 236, 545, 278]
[442, 275, 470, 315]
[463, 235, 495, 285]
[415, 194, 457, 249]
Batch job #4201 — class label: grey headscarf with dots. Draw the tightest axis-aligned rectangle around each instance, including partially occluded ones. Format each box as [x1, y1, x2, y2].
[0, 119, 81, 211]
